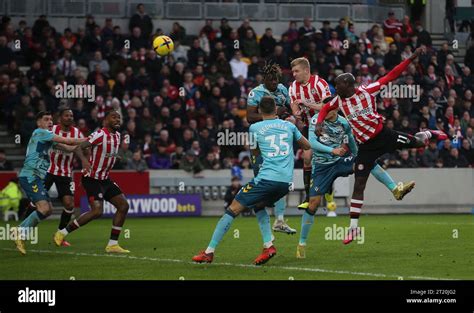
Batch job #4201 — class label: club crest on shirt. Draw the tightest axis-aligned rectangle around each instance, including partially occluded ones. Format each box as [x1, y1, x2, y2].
[311, 89, 317, 95]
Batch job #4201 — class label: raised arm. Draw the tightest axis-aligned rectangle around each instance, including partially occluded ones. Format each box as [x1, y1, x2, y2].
[377, 46, 424, 86]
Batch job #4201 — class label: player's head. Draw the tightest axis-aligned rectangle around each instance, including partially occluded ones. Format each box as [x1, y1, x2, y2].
[334, 73, 356, 98]
[326, 107, 339, 121]
[258, 96, 276, 117]
[262, 62, 281, 92]
[58, 106, 74, 127]
[104, 110, 122, 131]
[290, 57, 310, 83]
[36, 111, 53, 130]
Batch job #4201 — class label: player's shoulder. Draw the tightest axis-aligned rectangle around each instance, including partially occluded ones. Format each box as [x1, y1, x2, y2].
[33, 128, 50, 136]
[314, 74, 329, 83]
[248, 85, 264, 104]
[249, 84, 265, 95]
[249, 122, 257, 132]
[359, 81, 380, 91]
[278, 119, 297, 131]
[277, 83, 288, 92]
[90, 128, 104, 137]
[328, 96, 339, 105]
[310, 112, 319, 125]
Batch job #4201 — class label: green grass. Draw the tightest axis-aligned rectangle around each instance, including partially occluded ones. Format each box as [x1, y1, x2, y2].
[0, 215, 473, 280]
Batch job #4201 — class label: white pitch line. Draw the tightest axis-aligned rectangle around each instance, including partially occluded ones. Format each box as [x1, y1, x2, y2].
[2, 248, 456, 280]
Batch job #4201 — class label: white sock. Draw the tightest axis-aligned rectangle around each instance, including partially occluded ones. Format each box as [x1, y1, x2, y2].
[350, 218, 359, 229]
[59, 228, 69, 236]
[205, 247, 215, 254]
[277, 215, 284, 221]
[263, 241, 273, 248]
[108, 239, 118, 246]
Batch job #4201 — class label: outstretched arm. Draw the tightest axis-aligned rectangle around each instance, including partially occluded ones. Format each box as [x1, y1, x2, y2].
[309, 125, 345, 155]
[54, 143, 77, 153]
[377, 46, 424, 86]
[52, 135, 87, 146]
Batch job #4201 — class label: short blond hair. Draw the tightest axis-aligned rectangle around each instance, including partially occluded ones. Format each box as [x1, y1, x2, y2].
[290, 57, 310, 69]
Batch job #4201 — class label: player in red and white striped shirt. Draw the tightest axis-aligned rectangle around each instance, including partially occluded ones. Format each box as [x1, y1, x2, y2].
[288, 57, 334, 210]
[54, 111, 131, 254]
[316, 47, 447, 243]
[44, 107, 86, 247]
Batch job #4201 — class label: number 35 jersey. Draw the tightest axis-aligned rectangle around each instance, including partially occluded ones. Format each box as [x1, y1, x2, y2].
[249, 118, 302, 184]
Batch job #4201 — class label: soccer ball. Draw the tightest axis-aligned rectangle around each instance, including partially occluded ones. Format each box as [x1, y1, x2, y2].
[326, 201, 337, 211]
[326, 201, 337, 217]
[153, 35, 174, 56]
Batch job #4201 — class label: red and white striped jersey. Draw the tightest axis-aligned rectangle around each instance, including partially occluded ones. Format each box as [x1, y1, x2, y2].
[328, 82, 384, 143]
[289, 75, 331, 126]
[86, 128, 121, 180]
[48, 125, 84, 177]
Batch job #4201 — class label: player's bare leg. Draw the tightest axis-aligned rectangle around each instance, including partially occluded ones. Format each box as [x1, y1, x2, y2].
[105, 194, 130, 253]
[297, 195, 321, 258]
[54, 199, 104, 246]
[58, 195, 75, 247]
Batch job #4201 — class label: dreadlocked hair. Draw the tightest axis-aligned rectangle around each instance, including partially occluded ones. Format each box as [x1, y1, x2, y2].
[262, 61, 282, 81]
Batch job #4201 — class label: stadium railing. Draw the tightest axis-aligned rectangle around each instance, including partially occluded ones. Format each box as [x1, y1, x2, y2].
[1, 0, 405, 23]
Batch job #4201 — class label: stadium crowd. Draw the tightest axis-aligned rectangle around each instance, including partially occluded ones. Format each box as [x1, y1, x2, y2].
[1, 4, 474, 172]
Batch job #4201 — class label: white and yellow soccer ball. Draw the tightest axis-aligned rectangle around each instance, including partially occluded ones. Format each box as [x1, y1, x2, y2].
[326, 201, 337, 217]
[153, 35, 174, 56]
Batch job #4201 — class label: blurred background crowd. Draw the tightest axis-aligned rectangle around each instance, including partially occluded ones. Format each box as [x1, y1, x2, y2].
[0, 3, 473, 173]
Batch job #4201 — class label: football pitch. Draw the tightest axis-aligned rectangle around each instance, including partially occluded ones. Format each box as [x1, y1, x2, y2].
[1, 214, 473, 280]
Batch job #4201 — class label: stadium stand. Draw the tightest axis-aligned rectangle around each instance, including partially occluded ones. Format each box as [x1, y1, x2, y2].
[0, 0, 473, 176]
